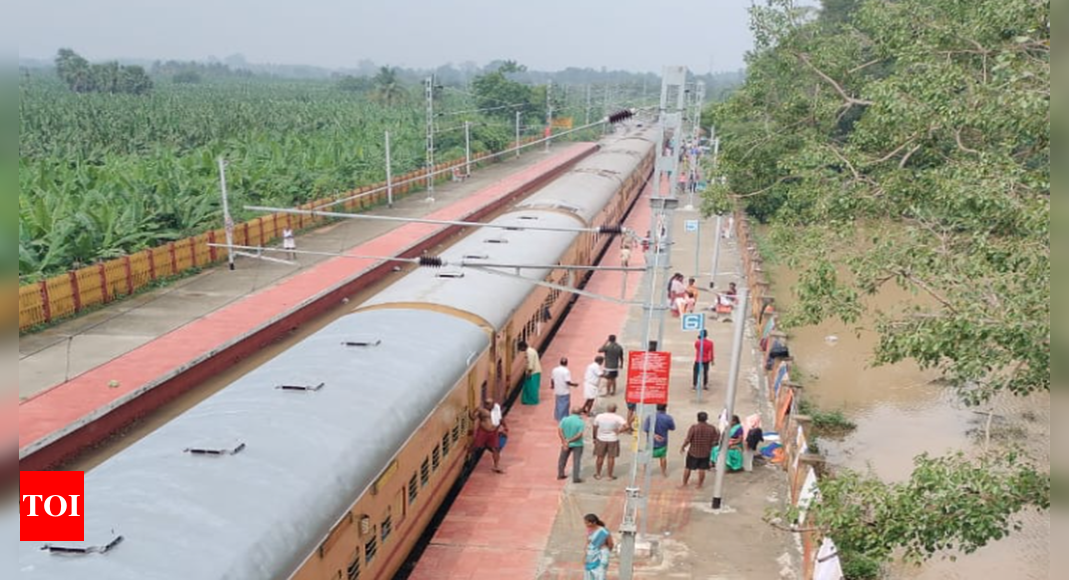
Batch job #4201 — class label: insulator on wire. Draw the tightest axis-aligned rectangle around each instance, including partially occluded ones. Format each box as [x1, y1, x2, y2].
[418, 256, 444, 268]
[598, 224, 624, 234]
[607, 109, 635, 124]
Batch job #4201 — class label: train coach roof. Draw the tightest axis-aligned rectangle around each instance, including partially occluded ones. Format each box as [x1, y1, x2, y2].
[359, 210, 578, 330]
[517, 130, 655, 224]
[13, 309, 487, 580]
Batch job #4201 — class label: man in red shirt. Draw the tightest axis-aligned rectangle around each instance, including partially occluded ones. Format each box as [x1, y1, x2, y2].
[693, 330, 714, 390]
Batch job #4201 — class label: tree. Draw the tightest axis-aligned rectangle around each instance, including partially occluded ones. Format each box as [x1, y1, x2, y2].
[118, 65, 152, 95]
[710, 0, 1049, 571]
[53, 49, 153, 95]
[54, 48, 92, 92]
[372, 66, 407, 106]
[336, 74, 371, 92]
[172, 70, 202, 84]
[471, 62, 535, 121]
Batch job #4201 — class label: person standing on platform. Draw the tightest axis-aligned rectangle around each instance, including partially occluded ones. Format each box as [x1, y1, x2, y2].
[583, 513, 614, 580]
[680, 411, 719, 488]
[693, 330, 715, 391]
[518, 340, 541, 405]
[619, 241, 632, 269]
[282, 227, 297, 260]
[469, 398, 505, 474]
[582, 356, 605, 415]
[551, 357, 579, 422]
[597, 335, 625, 397]
[558, 407, 586, 482]
[642, 404, 676, 477]
[592, 403, 628, 480]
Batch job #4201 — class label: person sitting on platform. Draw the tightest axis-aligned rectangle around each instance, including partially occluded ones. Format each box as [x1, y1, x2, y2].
[713, 282, 738, 316]
[669, 273, 687, 317]
[685, 277, 700, 313]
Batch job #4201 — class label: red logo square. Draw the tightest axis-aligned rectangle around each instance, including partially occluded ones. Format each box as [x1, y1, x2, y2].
[20, 471, 85, 541]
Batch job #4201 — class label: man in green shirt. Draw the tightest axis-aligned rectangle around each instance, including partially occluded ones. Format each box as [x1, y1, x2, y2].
[557, 407, 586, 483]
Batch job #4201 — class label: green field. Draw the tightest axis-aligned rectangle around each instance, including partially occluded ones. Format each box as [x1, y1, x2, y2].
[18, 74, 518, 279]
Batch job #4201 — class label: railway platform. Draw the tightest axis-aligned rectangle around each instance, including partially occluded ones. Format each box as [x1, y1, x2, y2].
[18, 143, 597, 471]
[409, 184, 797, 578]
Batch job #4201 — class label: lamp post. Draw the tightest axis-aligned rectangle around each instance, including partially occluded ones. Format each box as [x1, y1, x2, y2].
[711, 285, 749, 510]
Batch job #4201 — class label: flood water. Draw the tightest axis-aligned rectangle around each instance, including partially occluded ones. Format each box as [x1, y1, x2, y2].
[765, 256, 1049, 579]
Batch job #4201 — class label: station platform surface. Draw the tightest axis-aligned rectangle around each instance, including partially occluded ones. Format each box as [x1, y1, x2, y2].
[409, 183, 797, 578]
[18, 144, 595, 466]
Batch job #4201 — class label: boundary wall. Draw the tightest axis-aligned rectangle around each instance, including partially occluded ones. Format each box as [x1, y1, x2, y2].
[18, 137, 540, 332]
[734, 212, 831, 580]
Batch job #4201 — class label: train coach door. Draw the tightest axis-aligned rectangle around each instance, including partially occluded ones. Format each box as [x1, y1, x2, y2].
[492, 331, 505, 402]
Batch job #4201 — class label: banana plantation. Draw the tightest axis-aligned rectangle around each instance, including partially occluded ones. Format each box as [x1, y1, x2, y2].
[18, 74, 514, 279]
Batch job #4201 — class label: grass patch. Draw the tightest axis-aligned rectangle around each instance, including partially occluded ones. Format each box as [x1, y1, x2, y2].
[797, 398, 857, 438]
[841, 552, 882, 579]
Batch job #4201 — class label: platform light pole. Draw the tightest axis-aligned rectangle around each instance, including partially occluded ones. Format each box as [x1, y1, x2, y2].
[217, 157, 235, 271]
[711, 285, 749, 510]
[515, 111, 522, 158]
[464, 121, 472, 177]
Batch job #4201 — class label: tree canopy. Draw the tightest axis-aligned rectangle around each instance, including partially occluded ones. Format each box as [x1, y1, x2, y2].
[709, 0, 1049, 405]
[708, 0, 1049, 574]
[471, 62, 537, 121]
[54, 48, 153, 95]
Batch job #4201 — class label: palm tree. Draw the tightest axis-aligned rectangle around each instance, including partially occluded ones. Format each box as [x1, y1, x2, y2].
[372, 66, 407, 107]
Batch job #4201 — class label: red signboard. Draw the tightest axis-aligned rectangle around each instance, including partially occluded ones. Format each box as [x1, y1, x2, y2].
[625, 351, 671, 405]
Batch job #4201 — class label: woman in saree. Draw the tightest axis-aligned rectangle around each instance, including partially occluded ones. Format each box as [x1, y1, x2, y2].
[712, 414, 745, 471]
[583, 513, 613, 580]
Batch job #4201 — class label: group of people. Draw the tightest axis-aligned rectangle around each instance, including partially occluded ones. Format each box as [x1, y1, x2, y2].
[668, 272, 700, 316]
[641, 405, 749, 484]
[466, 324, 748, 579]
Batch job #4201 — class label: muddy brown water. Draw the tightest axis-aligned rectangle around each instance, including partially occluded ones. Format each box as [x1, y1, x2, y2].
[766, 259, 1049, 579]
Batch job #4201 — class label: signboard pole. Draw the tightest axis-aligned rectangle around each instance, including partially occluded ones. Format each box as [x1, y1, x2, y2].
[712, 286, 749, 510]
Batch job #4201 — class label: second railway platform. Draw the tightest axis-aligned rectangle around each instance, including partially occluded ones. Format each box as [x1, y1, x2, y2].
[408, 180, 797, 579]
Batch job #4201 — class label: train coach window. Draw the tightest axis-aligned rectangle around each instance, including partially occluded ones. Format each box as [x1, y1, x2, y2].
[452, 423, 461, 443]
[432, 445, 441, 471]
[408, 474, 418, 504]
[442, 433, 450, 457]
[346, 549, 361, 580]
[381, 515, 392, 544]
[420, 459, 430, 487]
[364, 536, 378, 567]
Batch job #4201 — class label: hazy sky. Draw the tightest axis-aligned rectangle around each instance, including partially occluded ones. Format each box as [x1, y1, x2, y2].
[15, 0, 754, 73]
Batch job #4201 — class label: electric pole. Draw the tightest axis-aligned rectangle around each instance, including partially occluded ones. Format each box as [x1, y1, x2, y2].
[585, 83, 591, 125]
[515, 110, 522, 158]
[545, 80, 553, 152]
[425, 75, 436, 201]
[217, 157, 235, 271]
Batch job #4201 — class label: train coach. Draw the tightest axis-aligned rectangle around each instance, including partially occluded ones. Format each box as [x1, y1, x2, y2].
[13, 126, 656, 580]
